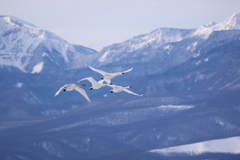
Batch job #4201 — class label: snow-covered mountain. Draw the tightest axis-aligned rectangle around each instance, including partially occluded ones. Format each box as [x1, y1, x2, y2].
[92, 13, 240, 76]
[1, 13, 240, 75]
[0, 16, 97, 73]
[192, 12, 240, 38]
[97, 28, 195, 63]
[94, 28, 196, 75]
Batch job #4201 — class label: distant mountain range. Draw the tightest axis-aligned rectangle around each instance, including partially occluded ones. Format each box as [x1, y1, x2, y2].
[93, 13, 240, 75]
[0, 13, 240, 160]
[1, 13, 240, 74]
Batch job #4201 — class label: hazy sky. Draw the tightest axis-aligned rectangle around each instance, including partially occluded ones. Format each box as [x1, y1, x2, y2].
[0, 0, 240, 51]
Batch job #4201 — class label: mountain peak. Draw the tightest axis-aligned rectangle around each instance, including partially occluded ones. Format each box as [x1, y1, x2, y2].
[0, 15, 37, 28]
[222, 12, 240, 29]
[192, 13, 240, 39]
[0, 15, 98, 73]
[203, 21, 216, 28]
[230, 12, 240, 19]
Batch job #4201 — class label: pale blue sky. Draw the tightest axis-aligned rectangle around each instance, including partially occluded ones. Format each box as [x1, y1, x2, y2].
[0, 0, 240, 51]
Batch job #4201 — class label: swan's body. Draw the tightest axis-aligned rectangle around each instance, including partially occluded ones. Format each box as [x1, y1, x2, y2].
[78, 77, 108, 90]
[54, 84, 90, 102]
[109, 85, 143, 96]
[89, 66, 133, 84]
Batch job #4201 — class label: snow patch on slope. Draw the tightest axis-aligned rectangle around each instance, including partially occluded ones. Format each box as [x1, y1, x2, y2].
[99, 50, 110, 62]
[149, 136, 240, 155]
[157, 105, 194, 110]
[41, 141, 64, 158]
[31, 61, 43, 73]
[14, 82, 23, 88]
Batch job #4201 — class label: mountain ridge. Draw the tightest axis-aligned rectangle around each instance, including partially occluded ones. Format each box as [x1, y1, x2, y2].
[0, 15, 98, 73]
[1, 13, 240, 75]
[90, 13, 240, 75]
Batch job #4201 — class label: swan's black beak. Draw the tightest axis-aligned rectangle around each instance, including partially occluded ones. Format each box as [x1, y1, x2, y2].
[101, 77, 104, 79]
[90, 88, 93, 90]
[110, 91, 113, 93]
[63, 89, 66, 91]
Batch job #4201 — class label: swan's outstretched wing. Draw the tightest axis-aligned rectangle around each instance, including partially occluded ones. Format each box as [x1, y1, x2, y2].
[123, 68, 133, 73]
[75, 87, 91, 102]
[107, 84, 117, 88]
[97, 79, 105, 84]
[54, 84, 68, 97]
[123, 88, 143, 96]
[78, 77, 97, 84]
[115, 68, 133, 75]
[89, 66, 108, 76]
[103, 78, 111, 84]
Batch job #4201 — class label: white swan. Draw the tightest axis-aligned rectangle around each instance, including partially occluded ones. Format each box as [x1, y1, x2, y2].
[108, 85, 143, 96]
[78, 77, 108, 90]
[54, 84, 90, 102]
[89, 66, 133, 84]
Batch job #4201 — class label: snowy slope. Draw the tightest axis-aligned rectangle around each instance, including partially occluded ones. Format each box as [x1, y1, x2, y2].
[149, 136, 240, 155]
[0, 16, 45, 71]
[95, 13, 240, 67]
[89, 12, 240, 78]
[0, 16, 97, 73]
[97, 28, 195, 64]
[191, 12, 240, 39]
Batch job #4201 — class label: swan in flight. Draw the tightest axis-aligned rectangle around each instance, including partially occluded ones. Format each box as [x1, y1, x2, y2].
[78, 77, 108, 90]
[89, 66, 133, 84]
[109, 85, 143, 96]
[54, 84, 90, 102]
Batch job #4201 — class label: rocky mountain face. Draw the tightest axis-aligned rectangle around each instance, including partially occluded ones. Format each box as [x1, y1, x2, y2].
[0, 13, 240, 160]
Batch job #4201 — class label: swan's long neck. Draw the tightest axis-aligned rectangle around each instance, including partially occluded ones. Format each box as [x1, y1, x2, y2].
[124, 86, 131, 89]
